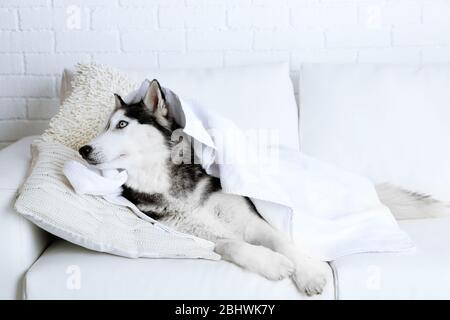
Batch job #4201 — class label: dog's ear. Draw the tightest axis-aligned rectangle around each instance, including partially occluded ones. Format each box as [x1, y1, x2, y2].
[114, 94, 125, 109]
[143, 79, 167, 117]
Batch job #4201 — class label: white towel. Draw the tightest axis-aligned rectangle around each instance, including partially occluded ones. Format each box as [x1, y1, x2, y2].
[65, 80, 415, 261]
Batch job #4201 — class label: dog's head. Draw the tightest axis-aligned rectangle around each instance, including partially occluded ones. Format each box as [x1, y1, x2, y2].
[79, 79, 175, 169]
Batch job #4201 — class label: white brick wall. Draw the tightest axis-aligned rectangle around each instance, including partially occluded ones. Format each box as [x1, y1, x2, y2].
[1, 0, 450, 148]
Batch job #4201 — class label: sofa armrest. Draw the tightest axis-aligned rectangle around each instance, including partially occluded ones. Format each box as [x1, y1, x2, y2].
[0, 137, 51, 299]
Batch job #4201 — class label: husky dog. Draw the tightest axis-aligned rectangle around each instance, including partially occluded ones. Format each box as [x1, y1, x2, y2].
[79, 80, 450, 296]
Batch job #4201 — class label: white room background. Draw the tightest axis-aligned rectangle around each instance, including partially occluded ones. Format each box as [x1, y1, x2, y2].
[1, 0, 450, 148]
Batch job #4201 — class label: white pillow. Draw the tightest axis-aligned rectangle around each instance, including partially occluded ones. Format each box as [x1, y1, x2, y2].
[15, 140, 218, 259]
[299, 64, 450, 202]
[60, 63, 299, 150]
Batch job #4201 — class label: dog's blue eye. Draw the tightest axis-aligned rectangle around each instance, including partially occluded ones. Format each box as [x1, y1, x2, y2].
[116, 120, 128, 129]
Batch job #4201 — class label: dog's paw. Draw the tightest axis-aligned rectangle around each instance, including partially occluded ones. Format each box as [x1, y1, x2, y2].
[258, 251, 295, 281]
[292, 258, 329, 296]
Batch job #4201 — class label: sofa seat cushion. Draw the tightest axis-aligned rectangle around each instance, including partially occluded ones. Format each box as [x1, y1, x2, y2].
[24, 240, 335, 300]
[332, 217, 450, 300]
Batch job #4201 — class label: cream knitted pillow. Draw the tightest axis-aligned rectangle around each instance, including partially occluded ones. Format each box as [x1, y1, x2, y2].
[15, 63, 218, 260]
[15, 140, 217, 259]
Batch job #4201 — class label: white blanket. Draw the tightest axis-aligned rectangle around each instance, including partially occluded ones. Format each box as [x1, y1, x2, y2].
[65, 80, 415, 261]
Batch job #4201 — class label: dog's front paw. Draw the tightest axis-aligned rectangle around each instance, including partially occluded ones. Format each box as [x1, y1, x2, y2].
[258, 251, 295, 281]
[292, 258, 329, 296]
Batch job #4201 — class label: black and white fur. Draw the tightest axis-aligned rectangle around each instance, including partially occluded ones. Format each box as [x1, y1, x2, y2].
[79, 80, 450, 296]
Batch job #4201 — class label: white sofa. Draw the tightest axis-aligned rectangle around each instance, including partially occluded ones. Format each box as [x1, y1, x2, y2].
[2, 64, 450, 300]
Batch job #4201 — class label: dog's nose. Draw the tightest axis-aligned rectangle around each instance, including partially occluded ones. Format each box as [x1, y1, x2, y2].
[79, 145, 93, 159]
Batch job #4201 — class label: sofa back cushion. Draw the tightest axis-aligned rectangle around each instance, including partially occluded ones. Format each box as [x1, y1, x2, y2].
[299, 64, 450, 202]
[60, 63, 299, 150]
